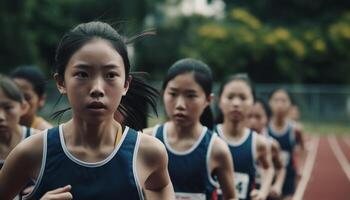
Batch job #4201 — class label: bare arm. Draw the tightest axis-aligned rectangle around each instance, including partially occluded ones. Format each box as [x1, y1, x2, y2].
[269, 140, 286, 198]
[0, 133, 43, 200]
[251, 135, 274, 200]
[138, 134, 175, 200]
[211, 136, 237, 200]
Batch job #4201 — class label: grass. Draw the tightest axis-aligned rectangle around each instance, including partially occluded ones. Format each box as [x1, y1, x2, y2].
[303, 121, 350, 136]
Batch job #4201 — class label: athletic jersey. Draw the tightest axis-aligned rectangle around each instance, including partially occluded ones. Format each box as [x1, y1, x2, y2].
[215, 125, 256, 200]
[154, 123, 217, 200]
[24, 125, 144, 200]
[267, 122, 296, 174]
[0, 126, 32, 169]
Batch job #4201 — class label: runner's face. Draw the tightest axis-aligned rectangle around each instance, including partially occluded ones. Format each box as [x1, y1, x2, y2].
[13, 78, 41, 120]
[163, 73, 209, 127]
[0, 89, 23, 136]
[269, 90, 291, 118]
[247, 102, 268, 133]
[219, 80, 253, 123]
[56, 39, 130, 123]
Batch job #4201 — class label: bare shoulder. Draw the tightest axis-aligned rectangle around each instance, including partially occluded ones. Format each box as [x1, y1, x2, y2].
[38, 120, 53, 130]
[138, 133, 167, 168]
[255, 133, 269, 151]
[142, 126, 156, 136]
[2, 131, 45, 175]
[211, 135, 230, 160]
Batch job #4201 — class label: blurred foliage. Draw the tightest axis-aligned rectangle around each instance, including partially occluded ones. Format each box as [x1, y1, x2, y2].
[0, 0, 350, 84]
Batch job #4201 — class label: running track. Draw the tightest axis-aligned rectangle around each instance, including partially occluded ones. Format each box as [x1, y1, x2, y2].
[294, 135, 350, 200]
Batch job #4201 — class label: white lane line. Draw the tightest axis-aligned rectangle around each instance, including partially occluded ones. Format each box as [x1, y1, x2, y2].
[343, 137, 350, 148]
[328, 135, 350, 182]
[293, 136, 319, 200]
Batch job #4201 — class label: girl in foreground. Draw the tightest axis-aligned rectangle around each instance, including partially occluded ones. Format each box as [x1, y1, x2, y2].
[144, 58, 236, 200]
[215, 74, 274, 200]
[0, 21, 174, 200]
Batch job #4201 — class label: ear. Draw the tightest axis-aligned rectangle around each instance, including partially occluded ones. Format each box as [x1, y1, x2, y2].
[38, 94, 47, 109]
[122, 75, 132, 96]
[54, 73, 66, 95]
[20, 100, 29, 117]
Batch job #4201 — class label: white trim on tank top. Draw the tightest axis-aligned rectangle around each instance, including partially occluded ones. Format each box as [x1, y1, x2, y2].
[59, 124, 129, 167]
[268, 121, 290, 137]
[23, 130, 48, 200]
[163, 122, 207, 155]
[216, 124, 251, 147]
[132, 131, 145, 200]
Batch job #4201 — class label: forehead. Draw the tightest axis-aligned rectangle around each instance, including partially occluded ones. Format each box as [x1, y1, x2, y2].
[13, 78, 34, 92]
[252, 103, 266, 113]
[0, 89, 20, 104]
[222, 80, 252, 94]
[67, 39, 125, 71]
[166, 73, 204, 92]
[272, 90, 289, 99]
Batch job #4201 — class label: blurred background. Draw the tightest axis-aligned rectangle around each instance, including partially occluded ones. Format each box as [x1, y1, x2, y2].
[1, 0, 350, 132]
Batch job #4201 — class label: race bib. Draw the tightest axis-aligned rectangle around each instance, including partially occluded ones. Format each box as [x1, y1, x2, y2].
[281, 151, 290, 167]
[175, 192, 206, 200]
[234, 172, 250, 199]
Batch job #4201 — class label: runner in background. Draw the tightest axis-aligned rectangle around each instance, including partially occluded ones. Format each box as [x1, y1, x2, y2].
[215, 74, 274, 200]
[247, 98, 286, 200]
[267, 89, 305, 200]
[10, 66, 52, 130]
[144, 58, 236, 200]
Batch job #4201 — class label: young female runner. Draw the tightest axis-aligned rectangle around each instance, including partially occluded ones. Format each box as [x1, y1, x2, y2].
[144, 58, 236, 200]
[0, 21, 174, 200]
[268, 89, 305, 200]
[0, 75, 39, 198]
[215, 74, 274, 200]
[247, 99, 286, 199]
[11, 66, 52, 130]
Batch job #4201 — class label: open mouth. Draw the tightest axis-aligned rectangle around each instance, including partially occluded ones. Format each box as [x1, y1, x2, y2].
[86, 101, 107, 110]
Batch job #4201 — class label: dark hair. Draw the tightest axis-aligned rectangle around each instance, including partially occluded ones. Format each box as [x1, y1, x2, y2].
[254, 98, 271, 120]
[10, 66, 47, 97]
[268, 88, 294, 104]
[216, 73, 255, 123]
[162, 58, 214, 129]
[0, 74, 24, 103]
[52, 21, 158, 131]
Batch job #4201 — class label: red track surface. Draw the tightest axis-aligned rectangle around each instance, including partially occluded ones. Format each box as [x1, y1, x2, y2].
[300, 136, 350, 200]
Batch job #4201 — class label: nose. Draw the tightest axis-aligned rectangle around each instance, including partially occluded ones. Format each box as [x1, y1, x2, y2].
[175, 96, 186, 110]
[90, 77, 105, 99]
[232, 97, 241, 107]
[0, 109, 5, 122]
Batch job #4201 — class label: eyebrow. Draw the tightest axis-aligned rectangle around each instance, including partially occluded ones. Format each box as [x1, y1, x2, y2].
[73, 63, 121, 70]
[168, 87, 197, 93]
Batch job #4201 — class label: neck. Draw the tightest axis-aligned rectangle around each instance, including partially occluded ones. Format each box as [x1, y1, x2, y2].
[65, 116, 118, 149]
[20, 114, 35, 127]
[222, 119, 246, 138]
[168, 121, 203, 139]
[272, 116, 287, 128]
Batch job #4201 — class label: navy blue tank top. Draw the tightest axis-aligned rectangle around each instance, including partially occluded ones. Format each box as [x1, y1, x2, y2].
[215, 125, 256, 200]
[154, 124, 217, 200]
[267, 122, 296, 175]
[24, 125, 144, 200]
